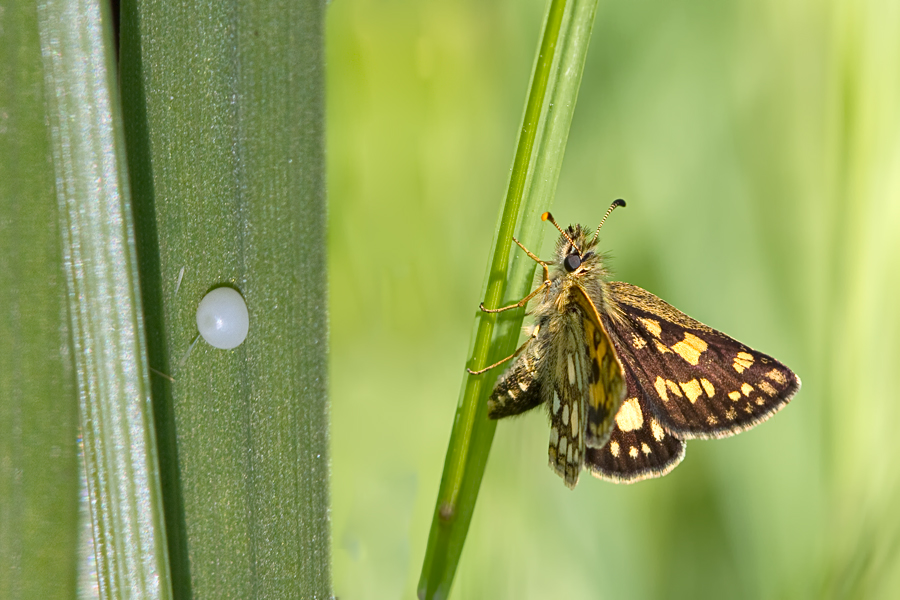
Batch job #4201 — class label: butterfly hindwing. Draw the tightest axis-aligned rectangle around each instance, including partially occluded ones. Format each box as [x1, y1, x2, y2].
[545, 310, 590, 489]
[603, 281, 800, 440]
[585, 359, 686, 483]
[487, 326, 545, 419]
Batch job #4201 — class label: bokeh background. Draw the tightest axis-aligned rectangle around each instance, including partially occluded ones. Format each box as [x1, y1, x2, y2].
[326, 0, 900, 598]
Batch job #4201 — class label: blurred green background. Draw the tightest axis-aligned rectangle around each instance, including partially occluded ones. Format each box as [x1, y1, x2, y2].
[326, 0, 900, 598]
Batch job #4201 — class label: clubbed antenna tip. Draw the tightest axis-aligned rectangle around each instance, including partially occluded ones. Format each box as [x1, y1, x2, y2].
[590, 199, 626, 245]
[542, 211, 581, 255]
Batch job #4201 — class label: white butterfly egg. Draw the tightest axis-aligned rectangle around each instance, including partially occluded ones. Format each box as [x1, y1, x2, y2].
[196, 287, 249, 350]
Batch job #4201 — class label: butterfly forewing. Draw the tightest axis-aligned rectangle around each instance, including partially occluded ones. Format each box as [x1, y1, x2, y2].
[570, 285, 627, 448]
[585, 360, 686, 483]
[603, 282, 800, 439]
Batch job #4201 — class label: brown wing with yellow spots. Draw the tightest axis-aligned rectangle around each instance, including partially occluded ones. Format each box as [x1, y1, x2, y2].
[570, 284, 627, 449]
[602, 281, 800, 440]
[585, 359, 686, 483]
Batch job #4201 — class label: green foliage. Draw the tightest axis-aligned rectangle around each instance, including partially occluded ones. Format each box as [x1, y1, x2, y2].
[0, 4, 80, 598]
[417, 0, 601, 597]
[121, 0, 330, 597]
[2, 1, 171, 597]
[1, 0, 329, 597]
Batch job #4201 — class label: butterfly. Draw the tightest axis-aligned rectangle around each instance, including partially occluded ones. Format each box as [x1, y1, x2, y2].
[469, 200, 801, 488]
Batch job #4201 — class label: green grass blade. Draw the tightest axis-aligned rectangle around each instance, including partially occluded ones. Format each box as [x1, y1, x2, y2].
[120, 0, 330, 597]
[418, 0, 601, 598]
[0, 5, 80, 599]
[34, 0, 173, 598]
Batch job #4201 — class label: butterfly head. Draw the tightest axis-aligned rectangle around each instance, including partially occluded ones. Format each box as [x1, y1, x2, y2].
[554, 224, 598, 273]
[543, 199, 625, 275]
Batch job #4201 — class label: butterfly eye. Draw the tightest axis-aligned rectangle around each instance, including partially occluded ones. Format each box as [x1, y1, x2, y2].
[196, 287, 249, 349]
[564, 254, 582, 272]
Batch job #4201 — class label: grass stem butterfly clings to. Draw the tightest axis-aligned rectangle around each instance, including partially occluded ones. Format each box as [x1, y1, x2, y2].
[469, 200, 800, 488]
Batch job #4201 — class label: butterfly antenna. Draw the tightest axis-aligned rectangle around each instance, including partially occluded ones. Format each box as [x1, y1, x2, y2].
[542, 211, 582, 255]
[590, 199, 626, 246]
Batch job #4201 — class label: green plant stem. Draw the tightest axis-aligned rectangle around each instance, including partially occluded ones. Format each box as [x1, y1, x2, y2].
[37, 0, 173, 598]
[0, 4, 80, 599]
[418, 0, 601, 598]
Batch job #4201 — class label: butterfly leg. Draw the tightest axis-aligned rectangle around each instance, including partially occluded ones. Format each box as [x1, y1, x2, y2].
[479, 279, 550, 314]
[477, 235, 551, 313]
[511, 235, 551, 283]
[467, 324, 541, 375]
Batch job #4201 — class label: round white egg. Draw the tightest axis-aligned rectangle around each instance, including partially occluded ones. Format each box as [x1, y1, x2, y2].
[195, 287, 249, 350]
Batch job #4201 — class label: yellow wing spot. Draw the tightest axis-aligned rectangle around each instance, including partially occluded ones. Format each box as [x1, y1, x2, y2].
[707, 415, 718, 426]
[654, 376, 669, 402]
[728, 391, 742, 401]
[566, 443, 573, 464]
[559, 436, 568, 457]
[650, 419, 665, 442]
[755, 397, 765, 405]
[743, 405, 754, 414]
[567, 354, 576, 385]
[638, 317, 662, 338]
[654, 340, 671, 354]
[600, 340, 610, 362]
[670, 333, 708, 366]
[615, 398, 644, 432]
[606, 355, 620, 380]
[549, 428, 559, 447]
[629, 446, 639, 459]
[666, 379, 683, 398]
[679, 379, 703, 404]
[725, 407, 737, 420]
[610, 441, 620, 458]
[641, 442, 651, 455]
[631, 334, 647, 350]
[741, 382, 754, 397]
[561, 404, 570, 426]
[758, 381, 777, 396]
[700, 378, 715, 398]
[733, 351, 754, 373]
[766, 368, 787, 384]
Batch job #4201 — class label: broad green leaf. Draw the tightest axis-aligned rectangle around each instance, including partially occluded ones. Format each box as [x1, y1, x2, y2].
[0, 4, 80, 599]
[2, 0, 173, 598]
[120, 0, 331, 597]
